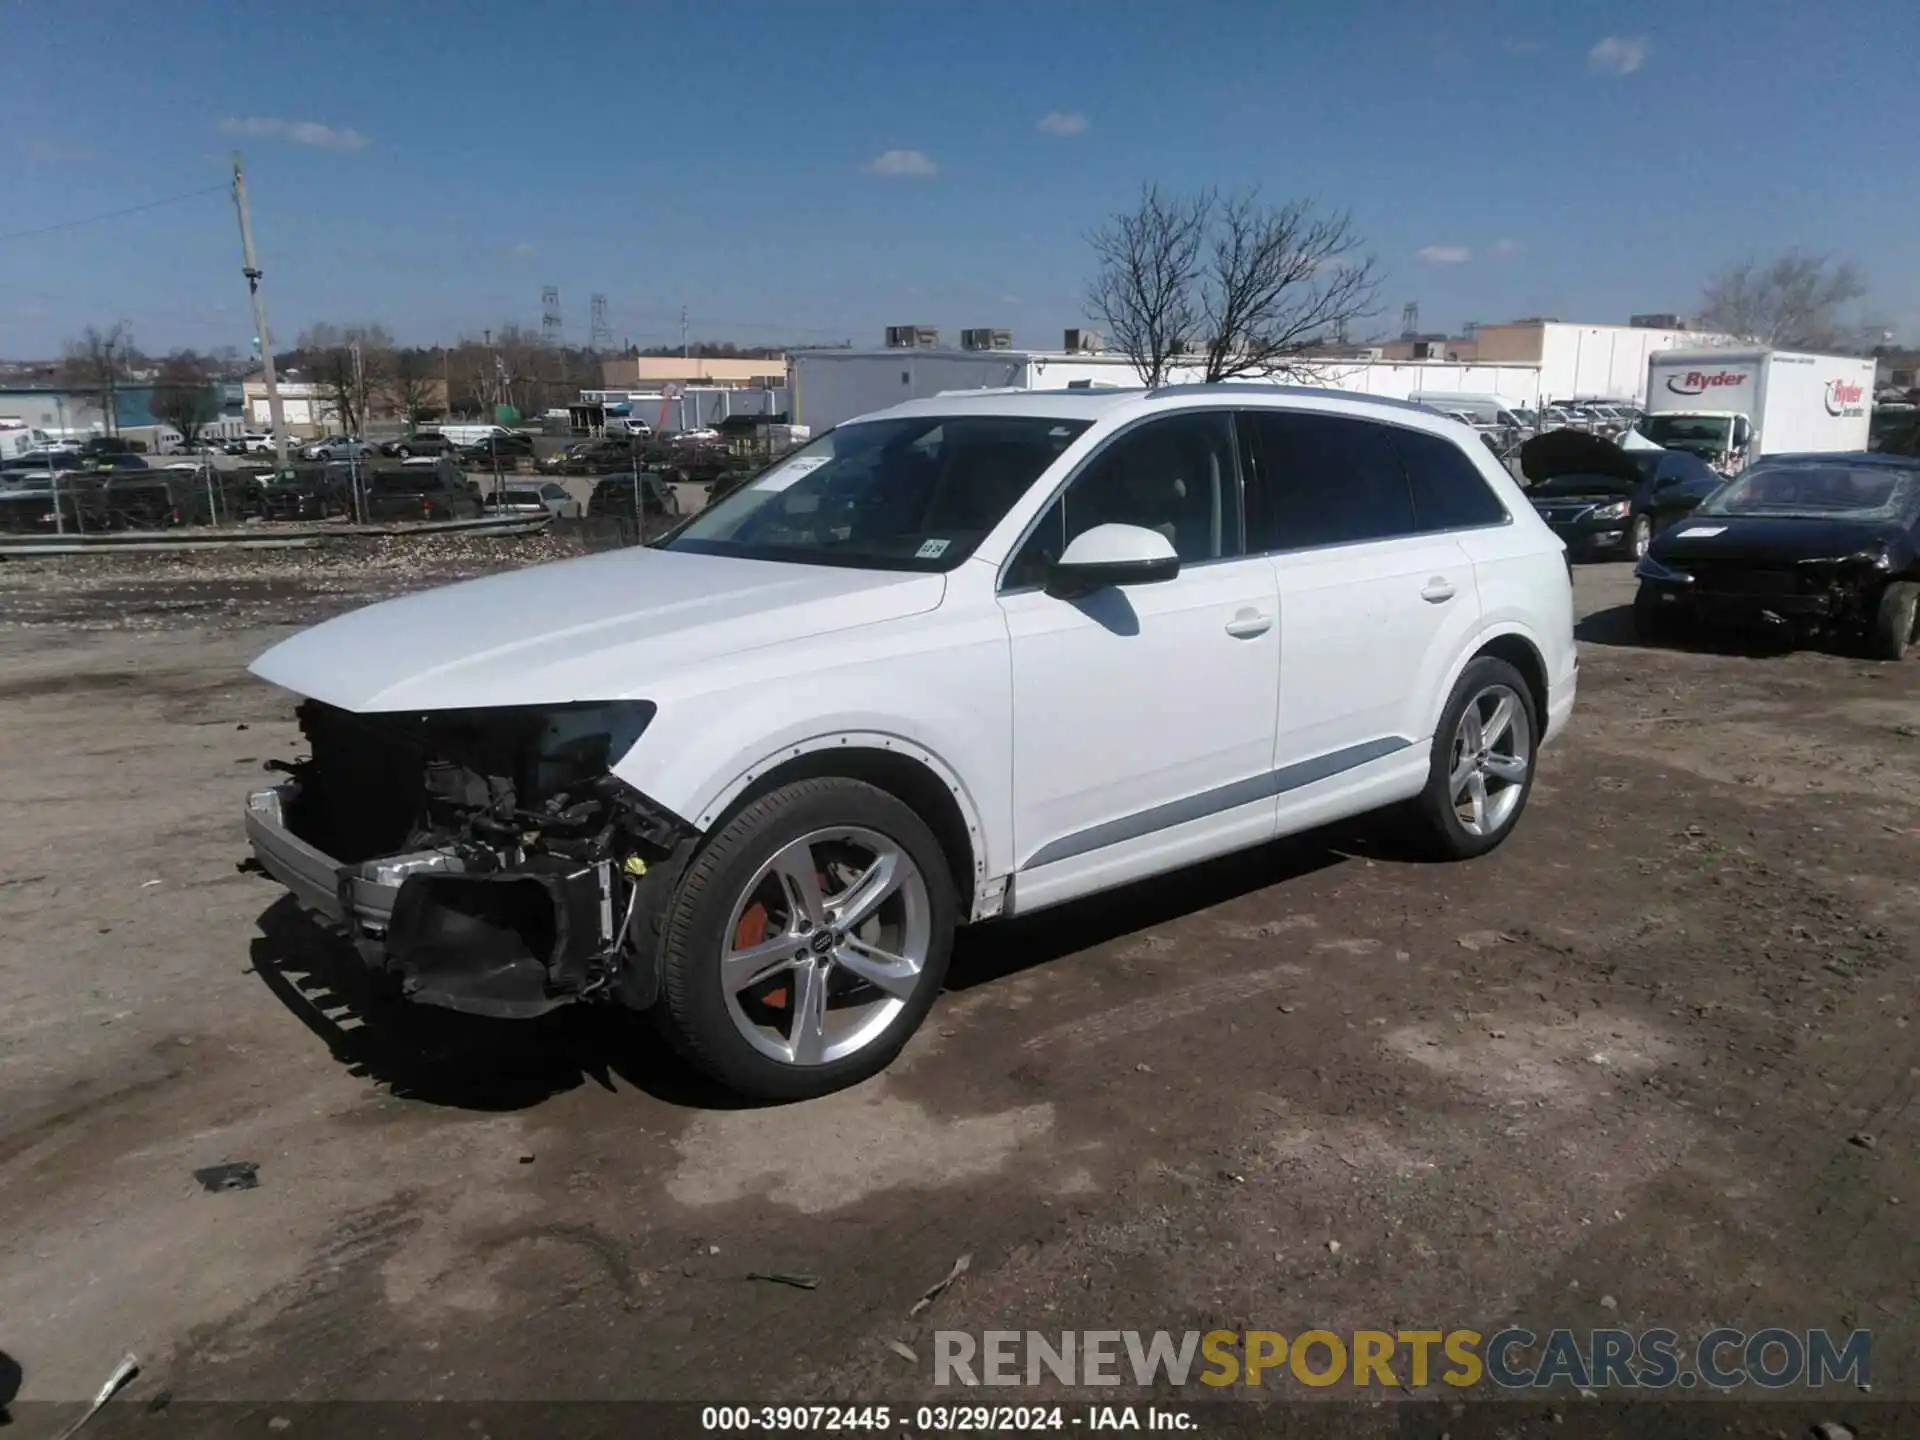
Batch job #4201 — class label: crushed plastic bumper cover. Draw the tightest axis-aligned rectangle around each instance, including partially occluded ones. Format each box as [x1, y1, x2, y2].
[245, 699, 695, 1020]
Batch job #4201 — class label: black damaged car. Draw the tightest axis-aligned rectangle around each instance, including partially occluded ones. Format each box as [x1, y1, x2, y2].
[1520, 430, 1724, 560]
[1632, 452, 1920, 658]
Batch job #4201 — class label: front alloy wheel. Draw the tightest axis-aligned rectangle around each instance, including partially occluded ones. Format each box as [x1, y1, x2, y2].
[656, 777, 957, 1100]
[719, 827, 934, 1067]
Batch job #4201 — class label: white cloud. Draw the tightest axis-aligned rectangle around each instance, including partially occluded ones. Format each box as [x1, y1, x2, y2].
[220, 117, 371, 151]
[1037, 110, 1089, 136]
[1489, 238, 1524, 258]
[1587, 35, 1648, 75]
[19, 137, 97, 163]
[862, 148, 938, 178]
[508, 241, 536, 259]
[1417, 245, 1473, 265]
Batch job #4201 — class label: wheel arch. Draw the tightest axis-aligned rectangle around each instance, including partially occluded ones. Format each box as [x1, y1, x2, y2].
[691, 734, 986, 919]
[1428, 626, 1550, 738]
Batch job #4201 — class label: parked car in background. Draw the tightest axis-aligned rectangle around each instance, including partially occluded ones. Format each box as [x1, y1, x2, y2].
[243, 385, 1577, 1100]
[262, 470, 352, 521]
[173, 470, 266, 524]
[307, 437, 380, 463]
[1521, 431, 1724, 559]
[85, 453, 150, 475]
[1, 449, 85, 478]
[364, 463, 484, 521]
[586, 472, 678, 522]
[543, 439, 638, 475]
[1634, 453, 1920, 656]
[458, 432, 537, 467]
[378, 432, 454, 460]
[480, 483, 581, 519]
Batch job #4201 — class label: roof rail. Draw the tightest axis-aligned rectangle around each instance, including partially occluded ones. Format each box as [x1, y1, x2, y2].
[1144, 381, 1439, 416]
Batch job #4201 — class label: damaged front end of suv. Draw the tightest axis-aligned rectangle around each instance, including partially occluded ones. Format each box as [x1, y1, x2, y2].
[245, 699, 696, 1018]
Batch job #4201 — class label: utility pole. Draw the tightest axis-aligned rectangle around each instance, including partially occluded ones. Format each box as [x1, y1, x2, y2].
[230, 153, 289, 471]
[103, 338, 118, 437]
[680, 305, 689, 361]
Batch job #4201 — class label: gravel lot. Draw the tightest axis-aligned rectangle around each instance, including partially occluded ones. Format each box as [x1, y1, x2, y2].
[0, 546, 1914, 1427]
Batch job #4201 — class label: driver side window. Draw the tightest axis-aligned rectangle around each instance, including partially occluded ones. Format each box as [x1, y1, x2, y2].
[1005, 411, 1242, 590]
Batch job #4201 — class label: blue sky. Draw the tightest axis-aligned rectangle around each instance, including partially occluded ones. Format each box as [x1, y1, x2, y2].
[3, 0, 1916, 357]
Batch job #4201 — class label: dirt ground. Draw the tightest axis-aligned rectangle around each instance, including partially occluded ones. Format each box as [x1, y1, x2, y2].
[0, 544, 1914, 1428]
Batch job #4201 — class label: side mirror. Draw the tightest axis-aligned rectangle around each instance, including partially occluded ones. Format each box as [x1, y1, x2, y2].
[1045, 523, 1180, 598]
[1732, 416, 1753, 449]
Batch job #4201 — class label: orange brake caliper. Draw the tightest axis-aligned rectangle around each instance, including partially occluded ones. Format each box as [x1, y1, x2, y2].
[736, 903, 787, 1009]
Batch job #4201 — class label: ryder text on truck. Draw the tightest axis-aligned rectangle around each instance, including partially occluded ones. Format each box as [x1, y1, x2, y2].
[1638, 348, 1874, 475]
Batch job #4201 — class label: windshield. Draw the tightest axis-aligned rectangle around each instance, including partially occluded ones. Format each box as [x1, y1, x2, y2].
[661, 414, 1090, 571]
[1697, 465, 1919, 522]
[1641, 415, 1733, 452]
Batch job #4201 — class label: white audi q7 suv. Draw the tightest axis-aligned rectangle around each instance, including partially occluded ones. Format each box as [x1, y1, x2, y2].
[245, 385, 1577, 1099]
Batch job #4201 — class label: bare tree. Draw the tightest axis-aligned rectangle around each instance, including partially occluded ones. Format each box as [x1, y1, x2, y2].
[1696, 252, 1874, 351]
[288, 323, 394, 433]
[59, 323, 136, 433]
[314, 348, 362, 436]
[1087, 184, 1381, 386]
[384, 349, 442, 429]
[149, 351, 222, 442]
[1086, 184, 1205, 387]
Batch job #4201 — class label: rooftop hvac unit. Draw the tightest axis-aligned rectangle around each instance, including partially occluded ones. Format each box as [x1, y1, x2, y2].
[884, 325, 940, 349]
[960, 328, 1014, 351]
[1063, 328, 1103, 354]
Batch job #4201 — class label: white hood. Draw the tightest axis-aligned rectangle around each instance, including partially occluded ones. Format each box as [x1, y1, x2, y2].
[249, 545, 946, 712]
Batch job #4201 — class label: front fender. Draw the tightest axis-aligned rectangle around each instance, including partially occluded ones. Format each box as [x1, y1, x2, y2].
[613, 628, 1014, 879]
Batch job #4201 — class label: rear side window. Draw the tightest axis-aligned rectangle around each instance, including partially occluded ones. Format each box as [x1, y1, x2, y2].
[1392, 427, 1510, 531]
[1243, 411, 1415, 551]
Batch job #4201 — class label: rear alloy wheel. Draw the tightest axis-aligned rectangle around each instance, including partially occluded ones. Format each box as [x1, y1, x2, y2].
[1407, 657, 1537, 860]
[1870, 580, 1920, 661]
[656, 777, 956, 1100]
[1627, 513, 1653, 560]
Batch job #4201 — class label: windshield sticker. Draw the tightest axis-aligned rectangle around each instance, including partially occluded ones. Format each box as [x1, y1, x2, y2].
[1677, 525, 1727, 538]
[915, 538, 951, 559]
[757, 455, 829, 492]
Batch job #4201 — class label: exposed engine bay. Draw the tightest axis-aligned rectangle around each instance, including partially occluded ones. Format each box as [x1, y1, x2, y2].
[249, 698, 695, 1019]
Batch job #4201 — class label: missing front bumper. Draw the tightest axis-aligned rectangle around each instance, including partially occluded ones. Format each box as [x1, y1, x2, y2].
[245, 783, 613, 1019]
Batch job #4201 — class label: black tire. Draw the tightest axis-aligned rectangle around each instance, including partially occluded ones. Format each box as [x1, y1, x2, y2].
[1870, 580, 1920, 661]
[655, 777, 957, 1101]
[1405, 655, 1539, 861]
[1633, 583, 1680, 644]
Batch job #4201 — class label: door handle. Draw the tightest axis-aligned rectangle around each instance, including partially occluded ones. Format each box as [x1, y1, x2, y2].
[1420, 577, 1456, 604]
[1225, 611, 1273, 638]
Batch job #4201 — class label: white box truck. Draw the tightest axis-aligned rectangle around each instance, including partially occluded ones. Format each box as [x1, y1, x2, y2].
[1641, 347, 1873, 473]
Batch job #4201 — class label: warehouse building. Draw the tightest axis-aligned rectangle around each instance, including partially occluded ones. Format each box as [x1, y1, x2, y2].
[791, 329, 1542, 433]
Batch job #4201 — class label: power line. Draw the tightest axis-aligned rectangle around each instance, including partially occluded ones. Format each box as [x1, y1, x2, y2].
[0, 184, 228, 244]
